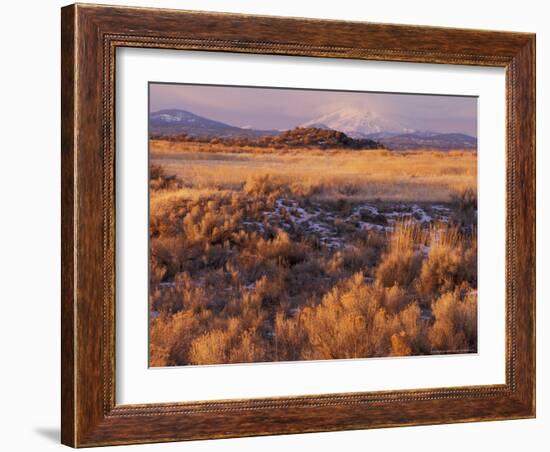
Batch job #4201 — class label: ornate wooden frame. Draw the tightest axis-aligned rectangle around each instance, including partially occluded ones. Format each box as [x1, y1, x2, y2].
[61, 3, 535, 447]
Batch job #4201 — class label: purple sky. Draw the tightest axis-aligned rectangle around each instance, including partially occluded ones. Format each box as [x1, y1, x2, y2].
[149, 83, 477, 136]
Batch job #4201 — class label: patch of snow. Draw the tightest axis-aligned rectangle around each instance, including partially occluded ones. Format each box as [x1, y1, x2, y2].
[157, 282, 175, 288]
[357, 221, 385, 231]
[420, 307, 432, 321]
[257, 198, 459, 250]
[411, 205, 432, 223]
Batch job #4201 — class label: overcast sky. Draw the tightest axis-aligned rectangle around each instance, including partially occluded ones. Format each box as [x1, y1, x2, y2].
[149, 83, 477, 136]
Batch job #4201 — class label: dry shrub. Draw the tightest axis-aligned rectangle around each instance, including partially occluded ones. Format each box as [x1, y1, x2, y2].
[149, 195, 189, 238]
[274, 312, 309, 362]
[150, 164, 180, 191]
[182, 202, 242, 245]
[390, 332, 412, 356]
[150, 260, 167, 286]
[338, 183, 362, 196]
[286, 259, 326, 290]
[252, 274, 287, 311]
[376, 221, 423, 287]
[383, 284, 410, 314]
[452, 186, 477, 210]
[301, 273, 390, 359]
[326, 247, 376, 276]
[188, 318, 267, 365]
[149, 286, 180, 313]
[417, 226, 476, 298]
[429, 288, 477, 353]
[228, 328, 267, 363]
[150, 237, 186, 280]
[175, 272, 212, 313]
[255, 230, 307, 267]
[189, 329, 232, 365]
[451, 186, 477, 226]
[150, 310, 199, 366]
[151, 271, 214, 314]
[237, 289, 268, 332]
[392, 303, 430, 355]
[289, 180, 324, 198]
[244, 174, 284, 197]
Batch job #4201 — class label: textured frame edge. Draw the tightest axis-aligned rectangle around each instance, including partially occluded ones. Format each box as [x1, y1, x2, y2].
[61, 3, 535, 447]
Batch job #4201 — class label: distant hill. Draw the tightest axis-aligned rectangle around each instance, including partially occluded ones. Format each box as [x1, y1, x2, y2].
[261, 127, 382, 149]
[150, 109, 278, 138]
[151, 126, 382, 150]
[368, 132, 477, 150]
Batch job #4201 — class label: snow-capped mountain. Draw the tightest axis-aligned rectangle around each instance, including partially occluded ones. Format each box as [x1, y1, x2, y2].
[150, 109, 243, 136]
[301, 106, 410, 136]
[150, 109, 278, 138]
[300, 106, 476, 150]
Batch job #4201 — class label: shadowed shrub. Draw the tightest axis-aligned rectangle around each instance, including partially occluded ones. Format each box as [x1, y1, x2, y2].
[273, 311, 309, 362]
[451, 187, 477, 226]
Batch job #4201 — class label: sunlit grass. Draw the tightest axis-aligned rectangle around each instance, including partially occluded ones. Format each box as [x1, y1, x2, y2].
[150, 141, 476, 203]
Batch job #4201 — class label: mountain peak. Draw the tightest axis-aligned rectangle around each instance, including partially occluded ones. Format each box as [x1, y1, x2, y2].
[301, 106, 406, 135]
[150, 109, 207, 123]
[149, 109, 278, 138]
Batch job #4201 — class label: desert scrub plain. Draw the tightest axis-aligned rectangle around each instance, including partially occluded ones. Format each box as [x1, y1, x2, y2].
[149, 139, 478, 366]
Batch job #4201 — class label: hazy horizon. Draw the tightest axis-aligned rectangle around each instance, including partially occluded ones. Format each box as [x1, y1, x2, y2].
[150, 83, 478, 136]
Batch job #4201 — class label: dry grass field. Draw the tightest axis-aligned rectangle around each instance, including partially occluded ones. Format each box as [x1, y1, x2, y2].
[149, 140, 478, 366]
[151, 140, 476, 203]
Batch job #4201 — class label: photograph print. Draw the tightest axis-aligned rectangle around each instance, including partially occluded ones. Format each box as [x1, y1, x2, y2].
[148, 83, 478, 367]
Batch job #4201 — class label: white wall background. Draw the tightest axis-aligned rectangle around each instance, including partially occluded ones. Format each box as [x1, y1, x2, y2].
[0, 1, 545, 450]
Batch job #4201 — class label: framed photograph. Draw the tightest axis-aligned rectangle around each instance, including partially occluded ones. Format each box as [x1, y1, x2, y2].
[61, 3, 535, 447]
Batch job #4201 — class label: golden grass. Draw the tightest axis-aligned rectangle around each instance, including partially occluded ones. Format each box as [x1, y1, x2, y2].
[150, 140, 476, 203]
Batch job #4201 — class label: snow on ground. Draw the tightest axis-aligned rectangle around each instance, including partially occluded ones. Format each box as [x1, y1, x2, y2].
[251, 198, 455, 250]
